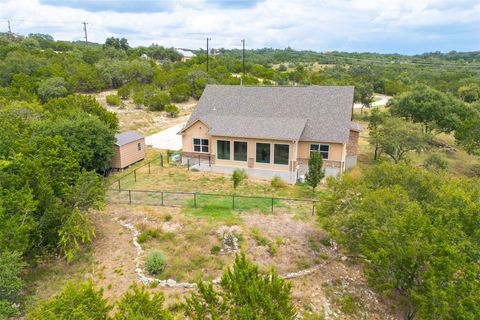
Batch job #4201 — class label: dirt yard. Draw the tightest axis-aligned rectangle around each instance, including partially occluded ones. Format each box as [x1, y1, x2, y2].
[95, 90, 196, 135]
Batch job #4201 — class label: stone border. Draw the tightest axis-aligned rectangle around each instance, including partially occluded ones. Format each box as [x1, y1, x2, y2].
[115, 218, 326, 289]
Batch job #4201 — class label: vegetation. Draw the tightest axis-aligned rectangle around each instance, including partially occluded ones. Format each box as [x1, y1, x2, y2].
[231, 169, 247, 190]
[106, 94, 122, 106]
[305, 151, 324, 189]
[318, 163, 480, 319]
[165, 103, 179, 117]
[145, 250, 168, 275]
[184, 253, 296, 319]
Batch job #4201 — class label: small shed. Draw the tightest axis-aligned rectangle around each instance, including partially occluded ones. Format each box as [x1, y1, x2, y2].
[111, 131, 146, 170]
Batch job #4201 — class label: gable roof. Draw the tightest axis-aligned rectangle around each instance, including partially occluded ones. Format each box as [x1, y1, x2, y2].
[115, 131, 144, 146]
[183, 85, 356, 143]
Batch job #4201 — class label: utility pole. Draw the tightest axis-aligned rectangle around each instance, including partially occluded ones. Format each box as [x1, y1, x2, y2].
[241, 39, 246, 77]
[206, 37, 211, 72]
[82, 21, 88, 45]
[7, 20, 11, 34]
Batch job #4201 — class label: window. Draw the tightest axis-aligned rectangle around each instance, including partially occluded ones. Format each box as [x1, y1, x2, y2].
[310, 144, 329, 159]
[234, 141, 248, 161]
[274, 144, 289, 165]
[217, 140, 230, 160]
[193, 138, 209, 153]
[137, 142, 142, 151]
[256, 143, 270, 163]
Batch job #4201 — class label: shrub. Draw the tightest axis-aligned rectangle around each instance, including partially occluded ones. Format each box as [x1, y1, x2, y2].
[0, 251, 25, 318]
[27, 281, 111, 319]
[113, 283, 172, 319]
[117, 86, 130, 99]
[170, 83, 191, 102]
[278, 64, 287, 72]
[106, 94, 122, 106]
[423, 154, 448, 170]
[468, 163, 480, 177]
[232, 169, 247, 190]
[184, 254, 296, 319]
[137, 228, 161, 244]
[146, 92, 171, 111]
[145, 250, 167, 275]
[165, 103, 179, 117]
[271, 176, 287, 189]
[164, 214, 172, 221]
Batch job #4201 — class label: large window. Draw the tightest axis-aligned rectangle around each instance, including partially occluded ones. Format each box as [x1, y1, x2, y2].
[193, 138, 209, 153]
[274, 144, 289, 165]
[217, 140, 231, 160]
[310, 144, 329, 159]
[256, 143, 270, 163]
[234, 141, 248, 161]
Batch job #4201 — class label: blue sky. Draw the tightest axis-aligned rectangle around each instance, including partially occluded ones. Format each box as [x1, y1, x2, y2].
[1, 0, 479, 54]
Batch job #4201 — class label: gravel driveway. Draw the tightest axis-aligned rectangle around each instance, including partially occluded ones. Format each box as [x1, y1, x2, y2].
[145, 122, 186, 150]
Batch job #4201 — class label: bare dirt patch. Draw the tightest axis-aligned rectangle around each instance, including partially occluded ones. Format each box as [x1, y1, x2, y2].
[95, 90, 196, 135]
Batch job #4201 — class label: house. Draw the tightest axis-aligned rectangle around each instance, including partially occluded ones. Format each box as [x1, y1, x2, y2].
[111, 131, 146, 170]
[179, 85, 361, 183]
[177, 49, 195, 62]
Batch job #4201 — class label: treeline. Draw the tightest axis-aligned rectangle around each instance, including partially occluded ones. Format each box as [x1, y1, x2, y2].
[0, 94, 117, 317]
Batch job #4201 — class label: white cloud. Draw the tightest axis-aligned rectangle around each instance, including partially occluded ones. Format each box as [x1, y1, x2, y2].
[0, 0, 478, 53]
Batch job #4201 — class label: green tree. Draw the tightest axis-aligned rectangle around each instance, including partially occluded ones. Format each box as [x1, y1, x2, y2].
[365, 107, 386, 160]
[146, 91, 171, 111]
[37, 114, 116, 173]
[455, 114, 480, 155]
[305, 151, 324, 189]
[318, 163, 480, 320]
[0, 251, 25, 318]
[170, 83, 191, 102]
[458, 83, 480, 102]
[117, 86, 130, 99]
[370, 117, 429, 163]
[231, 169, 247, 190]
[114, 284, 172, 320]
[355, 83, 374, 115]
[389, 85, 466, 133]
[37, 77, 69, 102]
[27, 281, 112, 320]
[184, 253, 296, 320]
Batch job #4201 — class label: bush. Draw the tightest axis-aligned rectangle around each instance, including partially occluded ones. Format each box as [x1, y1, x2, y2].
[113, 283, 172, 319]
[27, 281, 111, 319]
[210, 245, 221, 254]
[137, 228, 161, 244]
[232, 169, 247, 190]
[146, 92, 171, 111]
[106, 94, 121, 106]
[271, 176, 287, 189]
[170, 83, 191, 102]
[145, 250, 167, 275]
[0, 251, 25, 318]
[423, 154, 448, 170]
[117, 86, 130, 99]
[165, 104, 179, 117]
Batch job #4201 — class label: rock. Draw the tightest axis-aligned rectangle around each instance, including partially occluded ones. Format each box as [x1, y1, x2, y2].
[341, 256, 348, 262]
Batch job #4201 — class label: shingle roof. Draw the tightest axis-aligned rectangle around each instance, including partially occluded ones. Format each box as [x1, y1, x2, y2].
[183, 85, 356, 143]
[115, 131, 144, 146]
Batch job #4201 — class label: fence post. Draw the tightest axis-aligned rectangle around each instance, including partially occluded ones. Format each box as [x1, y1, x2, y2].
[160, 153, 163, 167]
[271, 198, 274, 213]
[312, 202, 315, 215]
[232, 195, 235, 209]
[194, 193, 197, 208]
[134, 169, 137, 182]
[161, 192, 164, 206]
[128, 190, 132, 204]
[167, 151, 170, 164]
[148, 162, 151, 174]
[198, 155, 200, 166]
[187, 159, 190, 171]
[118, 179, 121, 191]
[209, 155, 211, 167]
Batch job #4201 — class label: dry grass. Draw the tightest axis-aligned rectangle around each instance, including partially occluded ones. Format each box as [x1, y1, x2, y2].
[95, 90, 196, 135]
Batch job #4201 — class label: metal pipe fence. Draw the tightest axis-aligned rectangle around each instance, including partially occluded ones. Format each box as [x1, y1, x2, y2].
[107, 188, 318, 215]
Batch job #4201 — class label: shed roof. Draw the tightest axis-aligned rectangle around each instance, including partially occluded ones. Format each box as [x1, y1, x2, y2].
[115, 131, 144, 146]
[182, 85, 358, 143]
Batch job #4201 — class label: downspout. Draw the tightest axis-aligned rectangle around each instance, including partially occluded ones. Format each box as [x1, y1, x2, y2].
[293, 140, 299, 183]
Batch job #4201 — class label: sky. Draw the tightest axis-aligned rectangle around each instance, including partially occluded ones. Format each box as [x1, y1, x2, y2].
[0, 0, 479, 54]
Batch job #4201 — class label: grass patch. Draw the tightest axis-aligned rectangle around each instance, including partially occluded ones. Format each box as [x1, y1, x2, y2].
[137, 228, 162, 244]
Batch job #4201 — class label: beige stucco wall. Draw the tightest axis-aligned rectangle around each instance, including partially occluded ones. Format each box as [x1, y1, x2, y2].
[112, 138, 146, 169]
[297, 141, 345, 162]
[181, 120, 210, 153]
